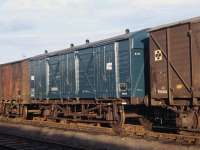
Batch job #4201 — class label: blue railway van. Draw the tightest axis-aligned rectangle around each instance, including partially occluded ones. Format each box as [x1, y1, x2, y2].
[29, 29, 148, 101]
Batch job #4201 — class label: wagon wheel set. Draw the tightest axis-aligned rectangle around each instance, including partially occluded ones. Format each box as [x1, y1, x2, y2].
[42, 102, 127, 127]
[2, 101, 199, 133]
[0, 100, 127, 128]
[0, 102, 27, 119]
[0, 100, 156, 132]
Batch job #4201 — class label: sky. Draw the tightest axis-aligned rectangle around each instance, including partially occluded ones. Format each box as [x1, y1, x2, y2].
[0, 0, 200, 63]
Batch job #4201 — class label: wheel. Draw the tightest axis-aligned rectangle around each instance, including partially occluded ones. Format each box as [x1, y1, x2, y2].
[177, 111, 198, 130]
[112, 105, 125, 134]
[22, 106, 28, 119]
[0, 102, 4, 115]
[4, 104, 11, 117]
[139, 117, 152, 130]
[114, 109, 125, 127]
[43, 109, 50, 121]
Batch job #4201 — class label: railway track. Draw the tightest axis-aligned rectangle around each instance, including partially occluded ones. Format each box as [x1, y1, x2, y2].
[123, 125, 200, 145]
[0, 120, 90, 150]
[0, 133, 66, 150]
[0, 134, 88, 150]
[0, 116, 200, 146]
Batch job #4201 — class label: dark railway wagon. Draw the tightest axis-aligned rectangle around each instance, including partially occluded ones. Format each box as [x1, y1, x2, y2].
[149, 17, 200, 130]
[30, 30, 148, 102]
[24, 30, 149, 126]
[150, 17, 200, 105]
[0, 60, 30, 104]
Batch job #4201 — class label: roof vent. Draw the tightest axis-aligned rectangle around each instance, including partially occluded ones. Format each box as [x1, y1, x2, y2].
[70, 43, 74, 48]
[125, 29, 130, 34]
[86, 39, 90, 44]
[44, 50, 48, 54]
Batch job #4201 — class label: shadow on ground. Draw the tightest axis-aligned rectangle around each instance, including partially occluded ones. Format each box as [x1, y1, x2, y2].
[0, 122, 198, 150]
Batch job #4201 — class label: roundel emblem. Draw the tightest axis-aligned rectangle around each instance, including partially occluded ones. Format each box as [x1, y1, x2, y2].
[154, 49, 162, 62]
